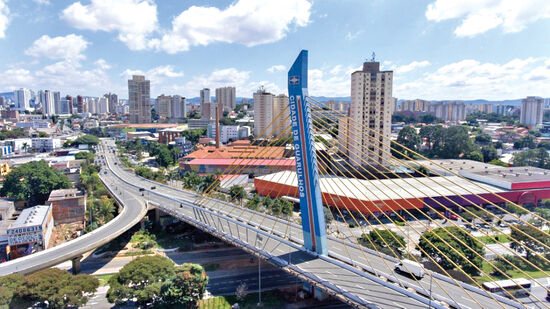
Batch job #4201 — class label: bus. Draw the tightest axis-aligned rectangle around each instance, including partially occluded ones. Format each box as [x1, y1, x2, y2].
[482, 278, 531, 298]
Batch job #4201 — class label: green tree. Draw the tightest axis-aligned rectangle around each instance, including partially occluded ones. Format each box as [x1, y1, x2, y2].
[359, 229, 406, 257]
[474, 133, 492, 145]
[0, 274, 23, 308]
[419, 125, 445, 154]
[158, 264, 208, 308]
[182, 128, 206, 144]
[15, 268, 98, 308]
[71, 134, 100, 146]
[488, 159, 508, 167]
[512, 148, 550, 168]
[510, 224, 550, 260]
[418, 226, 484, 275]
[281, 199, 293, 215]
[245, 193, 261, 210]
[394, 126, 420, 158]
[481, 145, 498, 162]
[514, 134, 537, 149]
[229, 185, 246, 205]
[107, 256, 176, 305]
[0, 160, 70, 206]
[439, 126, 475, 159]
[75, 151, 95, 163]
[466, 150, 483, 162]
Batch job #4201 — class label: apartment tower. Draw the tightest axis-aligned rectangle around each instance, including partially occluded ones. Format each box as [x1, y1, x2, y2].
[216, 86, 236, 112]
[128, 75, 151, 123]
[339, 59, 393, 167]
[520, 96, 543, 128]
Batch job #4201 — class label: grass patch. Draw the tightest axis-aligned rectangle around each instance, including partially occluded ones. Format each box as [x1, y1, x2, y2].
[475, 261, 550, 285]
[203, 264, 219, 271]
[95, 274, 114, 286]
[123, 250, 154, 256]
[476, 234, 510, 244]
[198, 296, 231, 309]
[223, 290, 285, 309]
[155, 232, 193, 250]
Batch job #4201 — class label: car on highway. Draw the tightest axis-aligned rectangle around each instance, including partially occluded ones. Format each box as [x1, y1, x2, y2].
[139, 188, 145, 192]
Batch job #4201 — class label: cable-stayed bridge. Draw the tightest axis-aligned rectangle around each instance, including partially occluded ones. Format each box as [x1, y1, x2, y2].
[3, 50, 549, 308]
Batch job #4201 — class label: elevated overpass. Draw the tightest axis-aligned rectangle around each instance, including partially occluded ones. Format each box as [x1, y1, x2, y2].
[99, 139, 522, 309]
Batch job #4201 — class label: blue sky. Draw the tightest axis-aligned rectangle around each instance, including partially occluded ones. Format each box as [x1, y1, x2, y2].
[0, 0, 549, 100]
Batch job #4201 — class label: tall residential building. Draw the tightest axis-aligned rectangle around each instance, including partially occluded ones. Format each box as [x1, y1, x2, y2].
[520, 96, 543, 128]
[253, 88, 275, 138]
[216, 86, 236, 112]
[14, 88, 31, 111]
[53, 91, 61, 114]
[339, 60, 393, 167]
[272, 94, 291, 136]
[60, 95, 73, 114]
[200, 88, 211, 104]
[428, 101, 465, 123]
[170, 95, 186, 120]
[41, 90, 55, 115]
[156, 94, 171, 120]
[66, 95, 74, 114]
[400, 99, 429, 112]
[76, 95, 86, 113]
[128, 75, 151, 123]
[105, 93, 118, 114]
[97, 97, 108, 114]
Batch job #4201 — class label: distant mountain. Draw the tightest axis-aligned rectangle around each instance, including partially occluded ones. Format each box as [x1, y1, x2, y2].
[426, 99, 524, 106]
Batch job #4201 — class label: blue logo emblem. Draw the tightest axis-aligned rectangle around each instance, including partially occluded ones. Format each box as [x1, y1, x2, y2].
[289, 76, 300, 85]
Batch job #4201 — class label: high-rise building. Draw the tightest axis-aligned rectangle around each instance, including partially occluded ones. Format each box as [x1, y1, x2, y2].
[65, 95, 74, 114]
[53, 91, 61, 114]
[104, 93, 118, 114]
[428, 101, 465, 123]
[272, 94, 291, 136]
[128, 75, 151, 123]
[339, 59, 393, 167]
[156, 94, 171, 120]
[200, 88, 211, 104]
[97, 97, 108, 114]
[60, 95, 73, 114]
[520, 96, 543, 128]
[14, 88, 31, 111]
[41, 90, 55, 115]
[400, 99, 429, 112]
[0, 97, 5, 107]
[216, 86, 236, 112]
[253, 88, 275, 138]
[76, 95, 86, 113]
[170, 95, 186, 120]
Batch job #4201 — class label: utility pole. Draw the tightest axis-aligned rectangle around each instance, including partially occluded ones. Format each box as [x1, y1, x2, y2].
[256, 234, 263, 307]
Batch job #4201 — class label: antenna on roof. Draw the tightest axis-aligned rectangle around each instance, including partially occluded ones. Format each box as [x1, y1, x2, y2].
[371, 52, 376, 62]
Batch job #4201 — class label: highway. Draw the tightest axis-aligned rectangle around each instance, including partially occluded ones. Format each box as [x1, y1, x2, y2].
[0, 155, 148, 276]
[99, 139, 523, 309]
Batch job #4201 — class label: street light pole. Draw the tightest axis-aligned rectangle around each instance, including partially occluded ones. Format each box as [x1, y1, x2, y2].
[429, 274, 433, 308]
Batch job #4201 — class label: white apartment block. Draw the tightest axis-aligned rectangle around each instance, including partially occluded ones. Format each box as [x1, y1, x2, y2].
[128, 75, 151, 123]
[31, 138, 61, 152]
[272, 94, 291, 137]
[14, 88, 31, 111]
[339, 60, 393, 167]
[253, 89, 274, 138]
[520, 96, 543, 128]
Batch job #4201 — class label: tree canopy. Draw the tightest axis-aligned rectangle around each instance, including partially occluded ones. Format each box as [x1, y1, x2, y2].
[418, 226, 484, 275]
[107, 256, 208, 307]
[359, 229, 406, 257]
[70, 134, 100, 147]
[0, 160, 71, 206]
[5, 268, 98, 308]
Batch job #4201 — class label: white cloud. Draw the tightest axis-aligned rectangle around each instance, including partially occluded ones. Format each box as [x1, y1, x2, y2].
[0, 59, 113, 95]
[308, 65, 357, 97]
[121, 65, 184, 88]
[150, 0, 312, 53]
[25, 34, 89, 60]
[395, 60, 431, 74]
[33, 0, 50, 5]
[426, 0, 550, 37]
[345, 30, 362, 40]
[0, 0, 9, 38]
[395, 57, 550, 100]
[94, 59, 111, 70]
[267, 65, 286, 73]
[61, 0, 158, 50]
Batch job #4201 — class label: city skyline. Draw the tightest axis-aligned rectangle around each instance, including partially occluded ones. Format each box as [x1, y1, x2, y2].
[0, 0, 548, 100]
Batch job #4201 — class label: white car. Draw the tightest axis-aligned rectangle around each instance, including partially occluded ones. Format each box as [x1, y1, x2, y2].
[395, 259, 425, 278]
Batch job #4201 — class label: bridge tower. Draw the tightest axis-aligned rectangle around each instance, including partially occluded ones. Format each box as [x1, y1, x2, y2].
[288, 50, 328, 256]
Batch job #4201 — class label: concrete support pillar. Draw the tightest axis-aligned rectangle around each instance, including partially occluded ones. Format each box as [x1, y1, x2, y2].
[154, 208, 161, 227]
[71, 255, 82, 274]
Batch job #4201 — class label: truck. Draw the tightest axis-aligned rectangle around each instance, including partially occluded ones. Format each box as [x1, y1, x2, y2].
[394, 259, 425, 278]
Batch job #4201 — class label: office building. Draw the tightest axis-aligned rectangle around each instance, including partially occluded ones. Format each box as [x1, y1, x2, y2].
[520, 96, 543, 128]
[339, 59, 393, 167]
[216, 86, 236, 112]
[128, 75, 151, 123]
[14, 88, 31, 111]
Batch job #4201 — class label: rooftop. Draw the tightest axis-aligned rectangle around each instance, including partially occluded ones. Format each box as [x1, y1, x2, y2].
[48, 189, 84, 201]
[462, 166, 550, 190]
[256, 171, 504, 202]
[110, 123, 182, 129]
[10, 205, 51, 229]
[184, 143, 288, 160]
[413, 159, 501, 176]
[187, 158, 295, 167]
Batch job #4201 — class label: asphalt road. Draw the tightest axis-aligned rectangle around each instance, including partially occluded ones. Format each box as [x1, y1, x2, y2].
[0, 153, 147, 276]
[97, 139, 531, 309]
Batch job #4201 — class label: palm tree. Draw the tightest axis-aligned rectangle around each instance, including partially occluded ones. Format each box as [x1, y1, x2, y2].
[22, 142, 28, 154]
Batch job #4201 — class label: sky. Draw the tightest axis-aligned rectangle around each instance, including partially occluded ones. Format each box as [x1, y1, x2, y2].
[0, 0, 549, 100]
